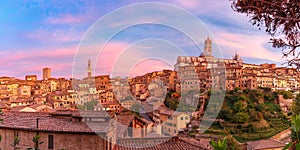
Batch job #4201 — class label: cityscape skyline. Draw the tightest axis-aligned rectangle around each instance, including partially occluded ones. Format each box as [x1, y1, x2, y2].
[0, 0, 284, 79]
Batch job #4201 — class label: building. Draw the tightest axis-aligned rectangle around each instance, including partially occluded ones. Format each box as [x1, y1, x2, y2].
[0, 111, 116, 150]
[161, 111, 190, 136]
[88, 59, 92, 78]
[48, 91, 76, 109]
[17, 84, 31, 97]
[174, 37, 300, 92]
[43, 67, 51, 80]
[25, 75, 37, 81]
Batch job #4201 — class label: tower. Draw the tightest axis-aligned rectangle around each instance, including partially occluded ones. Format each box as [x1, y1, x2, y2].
[204, 37, 212, 57]
[233, 51, 243, 65]
[87, 59, 92, 78]
[43, 68, 51, 80]
[199, 37, 213, 58]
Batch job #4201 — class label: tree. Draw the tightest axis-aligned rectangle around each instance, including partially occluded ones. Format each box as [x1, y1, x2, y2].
[32, 135, 43, 150]
[210, 139, 228, 150]
[233, 100, 244, 112]
[233, 112, 249, 123]
[11, 136, 19, 150]
[164, 96, 179, 110]
[278, 90, 294, 99]
[84, 101, 98, 110]
[225, 135, 242, 150]
[292, 94, 300, 114]
[231, 0, 300, 68]
[219, 105, 233, 121]
[283, 114, 300, 149]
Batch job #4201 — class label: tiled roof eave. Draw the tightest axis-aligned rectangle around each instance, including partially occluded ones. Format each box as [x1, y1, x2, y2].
[0, 126, 107, 134]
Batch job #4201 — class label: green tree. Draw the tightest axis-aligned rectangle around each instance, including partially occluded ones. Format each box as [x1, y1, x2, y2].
[32, 135, 43, 150]
[219, 105, 233, 121]
[255, 103, 266, 112]
[210, 139, 228, 150]
[225, 135, 241, 150]
[249, 108, 259, 121]
[232, 112, 249, 123]
[231, 0, 300, 68]
[84, 101, 98, 110]
[164, 96, 179, 110]
[284, 114, 300, 149]
[233, 101, 244, 112]
[292, 94, 300, 114]
[77, 104, 84, 110]
[278, 90, 294, 99]
[11, 136, 19, 150]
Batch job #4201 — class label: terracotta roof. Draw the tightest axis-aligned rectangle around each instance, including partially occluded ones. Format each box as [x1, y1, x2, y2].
[117, 114, 135, 126]
[10, 106, 32, 112]
[160, 110, 175, 116]
[0, 111, 112, 134]
[50, 110, 114, 118]
[0, 103, 8, 109]
[116, 114, 135, 137]
[11, 98, 32, 103]
[30, 104, 53, 110]
[246, 139, 285, 149]
[113, 137, 207, 150]
[156, 105, 170, 111]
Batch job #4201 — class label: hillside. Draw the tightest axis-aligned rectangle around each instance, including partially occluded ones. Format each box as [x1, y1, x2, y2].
[205, 88, 290, 142]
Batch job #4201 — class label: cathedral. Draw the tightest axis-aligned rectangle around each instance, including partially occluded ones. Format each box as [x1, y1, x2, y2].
[175, 37, 245, 92]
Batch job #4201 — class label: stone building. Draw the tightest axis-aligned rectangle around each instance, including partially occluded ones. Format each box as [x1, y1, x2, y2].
[0, 110, 116, 150]
[175, 37, 300, 92]
[42, 67, 51, 80]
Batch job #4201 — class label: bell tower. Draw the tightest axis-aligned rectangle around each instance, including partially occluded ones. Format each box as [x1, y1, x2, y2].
[87, 59, 92, 78]
[204, 37, 212, 57]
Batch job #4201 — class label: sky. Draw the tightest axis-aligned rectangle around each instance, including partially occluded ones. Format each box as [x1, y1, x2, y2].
[0, 0, 285, 79]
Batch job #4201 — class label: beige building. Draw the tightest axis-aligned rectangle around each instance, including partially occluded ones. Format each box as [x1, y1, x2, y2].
[161, 111, 190, 136]
[17, 84, 31, 97]
[43, 67, 51, 80]
[274, 77, 288, 88]
[49, 91, 76, 109]
[174, 37, 300, 92]
[25, 75, 37, 81]
[256, 75, 274, 88]
[175, 37, 241, 92]
[119, 99, 135, 110]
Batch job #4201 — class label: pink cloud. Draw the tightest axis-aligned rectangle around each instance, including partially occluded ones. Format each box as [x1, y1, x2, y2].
[27, 28, 84, 42]
[0, 46, 77, 79]
[1, 47, 76, 63]
[94, 42, 131, 75]
[215, 32, 282, 62]
[174, 0, 201, 9]
[128, 59, 173, 77]
[47, 14, 91, 25]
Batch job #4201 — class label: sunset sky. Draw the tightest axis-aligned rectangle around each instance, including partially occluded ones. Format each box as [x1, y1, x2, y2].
[0, 0, 284, 79]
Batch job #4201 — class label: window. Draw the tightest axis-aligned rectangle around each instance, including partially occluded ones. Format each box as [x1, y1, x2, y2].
[48, 135, 54, 149]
